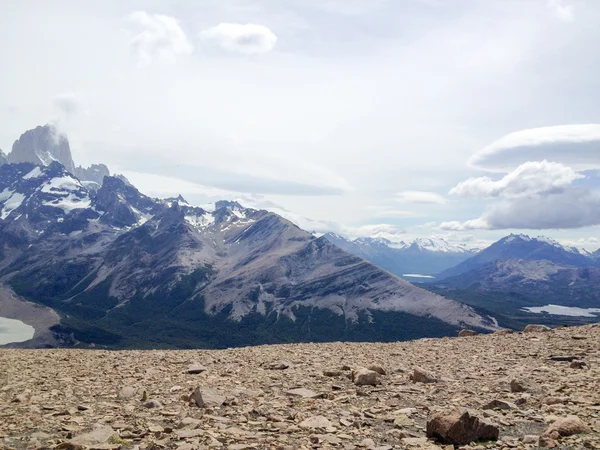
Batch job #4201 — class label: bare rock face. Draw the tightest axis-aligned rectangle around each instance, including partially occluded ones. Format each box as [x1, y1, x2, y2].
[8, 125, 76, 173]
[458, 329, 478, 337]
[352, 368, 380, 386]
[426, 409, 499, 445]
[544, 416, 591, 437]
[524, 324, 552, 333]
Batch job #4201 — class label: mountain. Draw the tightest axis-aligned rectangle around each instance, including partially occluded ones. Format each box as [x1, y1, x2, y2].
[438, 259, 600, 308]
[437, 234, 591, 280]
[5, 124, 125, 189]
[324, 233, 477, 278]
[0, 162, 497, 348]
[0, 149, 8, 166]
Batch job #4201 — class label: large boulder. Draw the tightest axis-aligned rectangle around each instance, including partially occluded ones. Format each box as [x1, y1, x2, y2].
[426, 409, 499, 445]
[189, 387, 226, 408]
[544, 416, 591, 437]
[352, 368, 381, 386]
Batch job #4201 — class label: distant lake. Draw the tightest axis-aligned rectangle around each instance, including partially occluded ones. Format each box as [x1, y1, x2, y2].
[0, 317, 35, 345]
[403, 274, 435, 279]
[522, 304, 600, 317]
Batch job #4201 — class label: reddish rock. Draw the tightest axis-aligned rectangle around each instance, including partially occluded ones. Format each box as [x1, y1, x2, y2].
[426, 409, 499, 445]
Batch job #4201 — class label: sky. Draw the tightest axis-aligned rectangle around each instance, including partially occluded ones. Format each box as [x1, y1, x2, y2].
[1, 0, 600, 250]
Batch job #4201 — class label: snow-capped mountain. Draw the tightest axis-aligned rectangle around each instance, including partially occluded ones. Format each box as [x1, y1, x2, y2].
[408, 237, 474, 254]
[437, 234, 592, 280]
[0, 160, 496, 348]
[4, 124, 126, 189]
[324, 233, 478, 277]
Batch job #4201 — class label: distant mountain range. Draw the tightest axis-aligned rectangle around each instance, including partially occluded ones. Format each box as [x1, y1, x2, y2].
[324, 233, 477, 278]
[423, 234, 600, 329]
[437, 234, 592, 280]
[0, 125, 498, 349]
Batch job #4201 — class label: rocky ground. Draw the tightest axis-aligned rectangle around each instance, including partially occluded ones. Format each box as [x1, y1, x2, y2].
[1, 324, 600, 450]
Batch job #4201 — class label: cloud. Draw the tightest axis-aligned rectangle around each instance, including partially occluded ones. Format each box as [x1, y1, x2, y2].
[343, 223, 406, 241]
[199, 23, 277, 55]
[53, 92, 81, 117]
[439, 218, 490, 231]
[395, 190, 447, 204]
[127, 11, 193, 63]
[469, 124, 600, 172]
[450, 160, 583, 198]
[441, 187, 600, 231]
[546, 0, 575, 22]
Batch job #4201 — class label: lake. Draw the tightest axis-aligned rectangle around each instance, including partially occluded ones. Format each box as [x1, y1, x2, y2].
[402, 274, 435, 279]
[522, 304, 600, 317]
[0, 317, 35, 345]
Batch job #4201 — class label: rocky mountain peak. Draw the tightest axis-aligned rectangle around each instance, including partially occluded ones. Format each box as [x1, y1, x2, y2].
[7, 124, 76, 173]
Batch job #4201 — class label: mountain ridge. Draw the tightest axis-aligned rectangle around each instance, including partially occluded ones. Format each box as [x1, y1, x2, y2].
[0, 161, 497, 348]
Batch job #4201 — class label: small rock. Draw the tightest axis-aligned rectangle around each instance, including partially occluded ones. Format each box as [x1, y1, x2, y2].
[510, 378, 540, 393]
[68, 424, 119, 447]
[548, 355, 578, 362]
[483, 399, 517, 410]
[366, 364, 386, 375]
[143, 399, 163, 409]
[286, 388, 324, 399]
[570, 360, 587, 369]
[118, 386, 137, 399]
[544, 415, 591, 437]
[538, 435, 558, 448]
[187, 363, 208, 374]
[410, 367, 438, 383]
[393, 414, 413, 427]
[522, 435, 538, 444]
[524, 324, 551, 333]
[266, 361, 290, 370]
[494, 329, 513, 335]
[426, 409, 499, 445]
[299, 415, 333, 430]
[458, 329, 477, 337]
[189, 386, 226, 408]
[323, 370, 342, 377]
[352, 368, 381, 386]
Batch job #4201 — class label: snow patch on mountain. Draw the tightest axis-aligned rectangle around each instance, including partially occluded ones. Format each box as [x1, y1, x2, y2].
[1, 192, 25, 219]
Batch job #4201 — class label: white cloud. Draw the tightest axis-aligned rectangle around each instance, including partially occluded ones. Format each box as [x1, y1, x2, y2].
[199, 23, 277, 55]
[53, 92, 81, 117]
[439, 218, 490, 231]
[395, 190, 447, 204]
[450, 160, 583, 198]
[127, 11, 193, 63]
[546, 0, 575, 22]
[469, 124, 600, 172]
[441, 186, 600, 231]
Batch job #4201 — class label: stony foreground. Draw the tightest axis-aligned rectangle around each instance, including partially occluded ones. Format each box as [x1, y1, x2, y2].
[1, 325, 600, 450]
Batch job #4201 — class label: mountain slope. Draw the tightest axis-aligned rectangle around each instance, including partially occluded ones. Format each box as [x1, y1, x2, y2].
[437, 234, 590, 279]
[324, 233, 476, 277]
[0, 163, 497, 348]
[437, 259, 600, 308]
